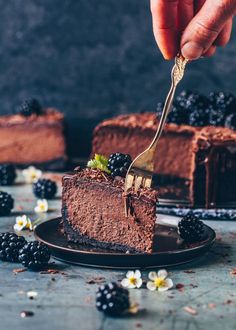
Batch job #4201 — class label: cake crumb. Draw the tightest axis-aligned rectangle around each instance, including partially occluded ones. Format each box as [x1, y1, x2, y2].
[183, 306, 198, 315]
[13, 268, 27, 274]
[86, 277, 105, 285]
[230, 269, 236, 276]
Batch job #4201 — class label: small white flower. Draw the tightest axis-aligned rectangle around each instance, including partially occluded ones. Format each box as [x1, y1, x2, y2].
[14, 215, 33, 232]
[22, 166, 42, 183]
[147, 269, 173, 292]
[34, 199, 48, 213]
[121, 270, 143, 289]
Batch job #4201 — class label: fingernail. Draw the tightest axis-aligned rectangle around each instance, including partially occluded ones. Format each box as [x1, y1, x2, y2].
[181, 42, 204, 60]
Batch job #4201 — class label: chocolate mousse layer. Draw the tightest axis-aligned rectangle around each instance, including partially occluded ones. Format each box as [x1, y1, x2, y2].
[92, 113, 236, 207]
[0, 109, 67, 170]
[62, 168, 158, 253]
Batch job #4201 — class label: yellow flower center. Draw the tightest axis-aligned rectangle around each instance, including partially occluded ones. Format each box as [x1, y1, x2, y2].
[18, 220, 24, 225]
[129, 277, 137, 285]
[154, 278, 166, 288]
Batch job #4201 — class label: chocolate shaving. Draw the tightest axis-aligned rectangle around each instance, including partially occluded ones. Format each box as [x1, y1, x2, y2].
[208, 303, 216, 309]
[40, 269, 68, 275]
[230, 269, 236, 276]
[183, 306, 198, 315]
[86, 277, 105, 284]
[183, 270, 195, 274]
[190, 284, 198, 288]
[13, 268, 27, 274]
[176, 283, 185, 291]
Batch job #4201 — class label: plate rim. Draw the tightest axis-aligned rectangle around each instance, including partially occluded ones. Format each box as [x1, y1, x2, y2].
[34, 217, 216, 257]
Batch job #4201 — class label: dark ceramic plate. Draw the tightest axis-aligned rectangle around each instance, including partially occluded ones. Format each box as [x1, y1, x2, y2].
[34, 217, 216, 269]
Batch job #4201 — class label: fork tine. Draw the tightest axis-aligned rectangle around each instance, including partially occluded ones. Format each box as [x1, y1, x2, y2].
[125, 173, 135, 191]
[134, 175, 143, 192]
[143, 176, 152, 188]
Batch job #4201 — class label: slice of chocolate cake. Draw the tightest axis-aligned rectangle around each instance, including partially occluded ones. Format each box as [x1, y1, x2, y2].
[92, 113, 236, 208]
[62, 168, 158, 253]
[0, 107, 67, 170]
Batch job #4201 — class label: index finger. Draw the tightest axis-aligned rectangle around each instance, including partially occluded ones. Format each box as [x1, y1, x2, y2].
[150, 0, 179, 59]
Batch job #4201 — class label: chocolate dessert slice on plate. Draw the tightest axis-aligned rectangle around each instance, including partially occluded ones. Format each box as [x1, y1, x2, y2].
[61, 167, 158, 254]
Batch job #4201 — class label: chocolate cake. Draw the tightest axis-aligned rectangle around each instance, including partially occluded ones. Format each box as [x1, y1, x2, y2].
[0, 109, 66, 170]
[92, 113, 236, 208]
[61, 168, 158, 253]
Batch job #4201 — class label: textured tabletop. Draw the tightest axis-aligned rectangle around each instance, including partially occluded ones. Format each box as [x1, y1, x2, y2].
[0, 174, 235, 330]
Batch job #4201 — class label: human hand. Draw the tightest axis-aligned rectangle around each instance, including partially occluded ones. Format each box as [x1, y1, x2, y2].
[150, 0, 236, 60]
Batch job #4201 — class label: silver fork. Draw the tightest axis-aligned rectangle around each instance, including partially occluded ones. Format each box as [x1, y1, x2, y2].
[124, 54, 188, 216]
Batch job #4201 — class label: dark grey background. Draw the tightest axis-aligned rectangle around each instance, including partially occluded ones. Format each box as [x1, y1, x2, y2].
[0, 0, 235, 157]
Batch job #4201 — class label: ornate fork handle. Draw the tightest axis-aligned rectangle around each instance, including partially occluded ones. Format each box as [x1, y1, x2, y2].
[148, 55, 188, 151]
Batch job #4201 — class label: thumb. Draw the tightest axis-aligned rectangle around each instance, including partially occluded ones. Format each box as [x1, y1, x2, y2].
[181, 0, 236, 60]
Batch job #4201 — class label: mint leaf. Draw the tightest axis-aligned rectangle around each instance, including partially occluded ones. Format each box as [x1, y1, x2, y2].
[87, 154, 111, 174]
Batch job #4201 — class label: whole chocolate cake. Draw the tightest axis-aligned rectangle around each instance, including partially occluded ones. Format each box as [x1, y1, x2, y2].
[92, 91, 236, 208]
[62, 167, 158, 253]
[0, 98, 67, 170]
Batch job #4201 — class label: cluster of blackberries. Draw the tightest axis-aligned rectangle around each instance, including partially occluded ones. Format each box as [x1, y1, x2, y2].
[17, 97, 43, 117]
[158, 90, 236, 129]
[33, 178, 57, 199]
[0, 232, 51, 270]
[96, 282, 130, 316]
[108, 153, 132, 177]
[178, 213, 204, 243]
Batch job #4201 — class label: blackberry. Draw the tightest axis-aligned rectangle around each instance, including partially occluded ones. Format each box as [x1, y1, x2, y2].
[33, 179, 57, 199]
[225, 113, 236, 130]
[0, 191, 14, 216]
[185, 93, 210, 111]
[96, 282, 130, 316]
[209, 106, 225, 126]
[175, 90, 193, 108]
[0, 164, 16, 185]
[18, 241, 51, 270]
[0, 233, 26, 262]
[178, 213, 204, 243]
[167, 91, 204, 125]
[209, 92, 236, 115]
[108, 153, 132, 177]
[17, 98, 43, 117]
[189, 107, 210, 127]
[166, 102, 188, 125]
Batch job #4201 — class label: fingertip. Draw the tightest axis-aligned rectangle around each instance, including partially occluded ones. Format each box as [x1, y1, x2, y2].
[181, 41, 204, 60]
[162, 52, 176, 60]
[154, 31, 179, 60]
